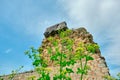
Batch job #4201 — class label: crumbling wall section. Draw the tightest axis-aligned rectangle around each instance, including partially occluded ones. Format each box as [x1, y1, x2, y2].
[1, 22, 110, 80]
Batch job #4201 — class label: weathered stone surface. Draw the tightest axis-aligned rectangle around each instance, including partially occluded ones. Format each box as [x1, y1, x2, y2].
[76, 27, 87, 34]
[44, 21, 68, 38]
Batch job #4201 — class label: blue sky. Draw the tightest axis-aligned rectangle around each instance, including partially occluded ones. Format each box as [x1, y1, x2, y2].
[0, 0, 120, 77]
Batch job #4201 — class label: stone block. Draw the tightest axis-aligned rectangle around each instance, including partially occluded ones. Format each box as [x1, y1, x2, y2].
[44, 21, 68, 38]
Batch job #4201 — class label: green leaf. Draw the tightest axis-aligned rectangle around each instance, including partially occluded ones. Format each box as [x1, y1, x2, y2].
[62, 54, 67, 58]
[66, 68, 74, 73]
[59, 31, 66, 38]
[66, 61, 71, 66]
[33, 54, 40, 60]
[61, 61, 67, 67]
[70, 59, 76, 65]
[86, 44, 95, 53]
[76, 47, 84, 54]
[66, 77, 72, 80]
[45, 73, 50, 80]
[47, 47, 52, 54]
[66, 45, 72, 51]
[56, 51, 61, 56]
[67, 59, 76, 66]
[33, 60, 40, 66]
[30, 47, 37, 53]
[38, 47, 43, 53]
[77, 68, 83, 74]
[77, 68, 86, 74]
[47, 36, 54, 41]
[50, 55, 58, 61]
[24, 50, 29, 55]
[52, 41, 58, 46]
[42, 63, 48, 67]
[86, 56, 94, 61]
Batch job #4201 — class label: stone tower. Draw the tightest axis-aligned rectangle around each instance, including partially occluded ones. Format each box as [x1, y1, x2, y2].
[40, 21, 110, 80]
[1, 22, 110, 80]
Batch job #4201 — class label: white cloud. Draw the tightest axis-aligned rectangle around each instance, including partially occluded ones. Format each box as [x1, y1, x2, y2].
[60, 0, 120, 76]
[0, 0, 53, 39]
[5, 48, 12, 54]
[0, 0, 67, 39]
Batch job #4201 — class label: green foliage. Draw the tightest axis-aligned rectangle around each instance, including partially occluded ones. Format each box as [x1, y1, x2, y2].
[1, 29, 119, 80]
[25, 29, 99, 80]
[36, 67, 50, 80]
[86, 43, 99, 53]
[74, 42, 99, 80]
[25, 47, 50, 80]
[86, 55, 94, 61]
[58, 29, 72, 38]
[45, 30, 75, 80]
[0, 77, 3, 80]
[0, 66, 23, 80]
[8, 66, 23, 80]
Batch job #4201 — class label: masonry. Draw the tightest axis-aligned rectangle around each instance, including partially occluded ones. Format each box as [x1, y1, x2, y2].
[1, 22, 110, 80]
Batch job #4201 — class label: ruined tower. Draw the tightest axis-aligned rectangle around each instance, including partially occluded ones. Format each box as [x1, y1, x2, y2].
[1, 22, 110, 80]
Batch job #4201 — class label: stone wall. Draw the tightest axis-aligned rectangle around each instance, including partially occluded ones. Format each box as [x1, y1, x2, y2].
[1, 22, 110, 80]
